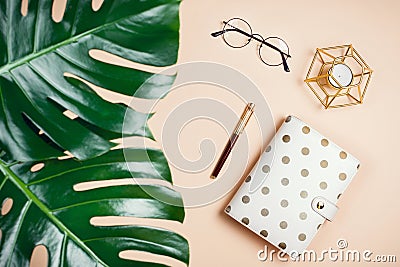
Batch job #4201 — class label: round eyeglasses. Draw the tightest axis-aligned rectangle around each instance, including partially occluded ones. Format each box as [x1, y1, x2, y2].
[211, 18, 291, 72]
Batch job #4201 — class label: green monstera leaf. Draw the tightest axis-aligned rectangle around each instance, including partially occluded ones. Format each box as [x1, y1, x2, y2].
[0, 0, 180, 162]
[0, 149, 189, 266]
[0, 0, 189, 266]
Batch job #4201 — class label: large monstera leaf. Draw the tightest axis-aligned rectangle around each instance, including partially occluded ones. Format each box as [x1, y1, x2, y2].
[0, 0, 189, 266]
[0, 0, 180, 162]
[0, 149, 189, 266]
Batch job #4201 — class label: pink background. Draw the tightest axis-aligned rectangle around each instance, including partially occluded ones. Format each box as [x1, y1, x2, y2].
[176, 0, 400, 266]
[28, 0, 400, 266]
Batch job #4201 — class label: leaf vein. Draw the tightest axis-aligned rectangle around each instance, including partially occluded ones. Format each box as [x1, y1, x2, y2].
[6, 0, 11, 63]
[5, 200, 32, 267]
[51, 196, 163, 213]
[27, 162, 127, 185]
[32, 0, 39, 53]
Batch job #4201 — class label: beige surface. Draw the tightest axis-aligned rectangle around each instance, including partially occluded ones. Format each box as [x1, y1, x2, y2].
[27, 0, 400, 266]
[177, 0, 400, 266]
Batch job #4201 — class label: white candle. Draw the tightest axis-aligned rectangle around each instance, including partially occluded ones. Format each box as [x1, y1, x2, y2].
[328, 63, 353, 88]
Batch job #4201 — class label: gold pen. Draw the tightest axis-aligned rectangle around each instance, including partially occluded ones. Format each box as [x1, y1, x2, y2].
[210, 103, 255, 179]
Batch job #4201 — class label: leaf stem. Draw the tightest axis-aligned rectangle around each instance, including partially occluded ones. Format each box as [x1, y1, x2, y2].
[0, 160, 108, 266]
[0, 6, 161, 74]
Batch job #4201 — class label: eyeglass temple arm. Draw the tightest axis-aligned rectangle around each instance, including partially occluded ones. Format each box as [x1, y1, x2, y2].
[280, 52, 290, 72]
[211, 28, 244, 37]
[211, 30, 224, 37]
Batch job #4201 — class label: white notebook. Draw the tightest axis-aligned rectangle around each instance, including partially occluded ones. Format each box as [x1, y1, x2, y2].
[225, 115, 360, 256]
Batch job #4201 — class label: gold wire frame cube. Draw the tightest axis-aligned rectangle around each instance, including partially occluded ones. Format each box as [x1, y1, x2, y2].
[304, 44, 373, 109]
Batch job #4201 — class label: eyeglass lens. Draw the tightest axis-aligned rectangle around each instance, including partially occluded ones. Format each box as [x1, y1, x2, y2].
[259, 37, 289, 66]
[222, 18, 252, 48]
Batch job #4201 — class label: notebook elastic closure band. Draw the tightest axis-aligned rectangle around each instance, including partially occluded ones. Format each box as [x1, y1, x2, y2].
[311, 196, 339, 221]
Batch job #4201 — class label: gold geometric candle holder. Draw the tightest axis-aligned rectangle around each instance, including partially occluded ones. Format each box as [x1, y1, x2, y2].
[304, 44, 373, 109]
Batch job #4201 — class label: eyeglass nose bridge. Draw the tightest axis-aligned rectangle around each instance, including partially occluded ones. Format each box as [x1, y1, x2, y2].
[251, 33, 264, 47]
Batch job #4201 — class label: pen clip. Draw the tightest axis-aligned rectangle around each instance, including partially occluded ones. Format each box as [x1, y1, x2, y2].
[234, 103, 255, 135]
